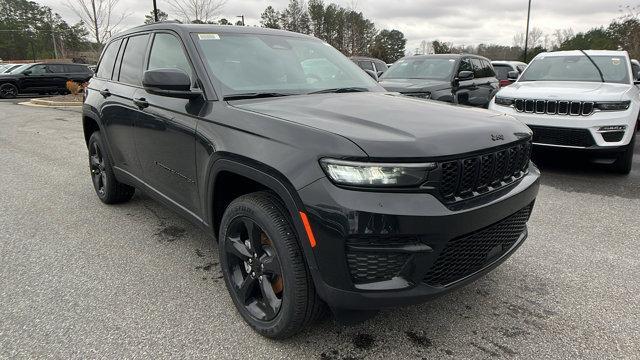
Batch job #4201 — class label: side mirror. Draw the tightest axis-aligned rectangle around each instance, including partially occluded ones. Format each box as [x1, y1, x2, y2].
[457, 70, 474, 81]
[507, 71, 519, 81]
[142, 68, 202, 99]
[376, 70, 385, 78]
[364, 69, 379, 81]
[23, 70, 31, 76]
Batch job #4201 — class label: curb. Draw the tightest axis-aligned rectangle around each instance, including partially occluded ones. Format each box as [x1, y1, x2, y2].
[28, 98, 82, 107]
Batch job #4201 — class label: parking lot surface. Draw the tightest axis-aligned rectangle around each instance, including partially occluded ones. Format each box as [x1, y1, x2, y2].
[0, 101, 638, 359]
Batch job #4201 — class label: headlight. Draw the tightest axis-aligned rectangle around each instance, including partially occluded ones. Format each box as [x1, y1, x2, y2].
[595, 101, 631, 111]
[494, 96, 514, 106]
[319, 159, 436, 187]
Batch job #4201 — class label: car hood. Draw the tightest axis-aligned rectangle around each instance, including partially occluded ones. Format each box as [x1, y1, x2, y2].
[231, 92, 531, 158]
[499, 81, 632, 101]
[378, 78, 450, 93]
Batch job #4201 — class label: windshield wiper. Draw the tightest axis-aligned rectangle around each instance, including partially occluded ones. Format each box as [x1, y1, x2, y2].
[308, 87, 369, 94]
[580, 50, 605, 83]
[223, 92, 294, 101]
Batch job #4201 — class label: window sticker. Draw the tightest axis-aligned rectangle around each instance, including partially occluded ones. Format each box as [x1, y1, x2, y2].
[198, 33, 220, 40]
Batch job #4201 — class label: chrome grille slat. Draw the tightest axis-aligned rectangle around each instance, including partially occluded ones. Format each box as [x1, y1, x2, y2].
[513, 98, 593, 116]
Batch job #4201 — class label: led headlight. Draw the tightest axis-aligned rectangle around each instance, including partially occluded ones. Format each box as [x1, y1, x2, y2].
[595, 101, 631, 111]
[494, 96, 514, 106]
[319, 159, 436, 187]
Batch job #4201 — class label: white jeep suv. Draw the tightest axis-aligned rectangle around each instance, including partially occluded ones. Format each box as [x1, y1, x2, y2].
[489, 50, 639, 174]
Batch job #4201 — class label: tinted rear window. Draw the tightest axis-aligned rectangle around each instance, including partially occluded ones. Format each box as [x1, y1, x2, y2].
[493, 64, 512, 80]
[66, 64, 90, 73]
[96, 39, 121, 79]
[118, 34, 150, 86]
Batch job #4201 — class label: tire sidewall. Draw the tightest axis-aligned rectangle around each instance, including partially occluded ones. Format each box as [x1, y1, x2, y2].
[88, 132, 115, 201]
[218, 196, 302, 337]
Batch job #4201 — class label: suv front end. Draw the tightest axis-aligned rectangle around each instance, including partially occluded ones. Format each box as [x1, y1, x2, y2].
[297, 139, 539, 309]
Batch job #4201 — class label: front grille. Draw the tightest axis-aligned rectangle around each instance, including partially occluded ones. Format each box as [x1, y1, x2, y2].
[529, 125, 595, 147]
[514, 99, 594, 116]
[602, 131, 625, 142]
[423, 203, 533, 287]
[438, 140, 531, 204]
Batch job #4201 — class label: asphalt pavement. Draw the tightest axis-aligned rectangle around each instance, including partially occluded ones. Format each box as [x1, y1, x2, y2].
[0, 101, 638, 359]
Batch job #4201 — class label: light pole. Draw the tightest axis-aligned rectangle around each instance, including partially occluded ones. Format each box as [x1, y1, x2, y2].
[237, 15, 245, 26]
[153, 0, 159, 22]
[524, 0, 532, 62]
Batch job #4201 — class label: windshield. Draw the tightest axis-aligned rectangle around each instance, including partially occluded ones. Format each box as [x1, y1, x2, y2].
[519, 55, 630, 84]
[192, 32, 381, 97]
[7, 64, 31, 74]
[380, 57, 456, 80]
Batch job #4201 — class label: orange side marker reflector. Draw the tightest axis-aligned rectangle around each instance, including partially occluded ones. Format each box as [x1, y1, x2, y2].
[299, 211, 317, 248]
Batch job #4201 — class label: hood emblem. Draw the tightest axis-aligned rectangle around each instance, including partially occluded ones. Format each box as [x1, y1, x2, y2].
[491, 134, 505, 141]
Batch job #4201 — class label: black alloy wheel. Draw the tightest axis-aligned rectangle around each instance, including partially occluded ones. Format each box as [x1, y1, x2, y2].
[0, 83, 18, 99]
[224, 216, 284, 321]
[89, 141, 107, 197]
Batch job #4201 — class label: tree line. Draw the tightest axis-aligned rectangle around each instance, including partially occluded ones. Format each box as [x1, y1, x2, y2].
[260, 0, 407, 63]
[423, 6, 640, 62]
[0, 0, 90, 61]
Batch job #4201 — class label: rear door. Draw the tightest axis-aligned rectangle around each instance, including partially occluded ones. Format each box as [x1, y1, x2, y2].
[133, 31, 203, 213]
[44, 64, 68, 91]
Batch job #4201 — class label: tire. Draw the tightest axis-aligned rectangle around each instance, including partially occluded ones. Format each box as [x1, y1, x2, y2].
[0, 83, 18, 99]
[218, 191, 325, 339]
[87, 132, 135, 204]
[611, 129, 636, 175]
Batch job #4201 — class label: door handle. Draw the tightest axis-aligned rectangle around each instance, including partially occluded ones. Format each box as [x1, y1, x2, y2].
[133, 97, 149, 109]
[99, 89, 111, 98]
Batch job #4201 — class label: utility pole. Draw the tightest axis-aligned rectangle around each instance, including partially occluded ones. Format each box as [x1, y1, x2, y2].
[237, 15, 245, 26]
[153, 0, 159, 22]
[524, 0, 532, 62]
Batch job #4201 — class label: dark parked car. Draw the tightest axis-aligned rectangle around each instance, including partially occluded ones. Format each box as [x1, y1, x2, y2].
[350, 56, 388, 77]
[378, 54, 500, 108]
[0, 62, 93, 99]
[491, 60, 528, 87]
[83, 24, 540, 338]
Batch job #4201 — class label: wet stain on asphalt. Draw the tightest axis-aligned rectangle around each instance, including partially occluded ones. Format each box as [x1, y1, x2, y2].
[405, 331, 432, 347]
[195, 262, 217, 271]
[155, 225, 186, 241]
[351, 333, 375, 350]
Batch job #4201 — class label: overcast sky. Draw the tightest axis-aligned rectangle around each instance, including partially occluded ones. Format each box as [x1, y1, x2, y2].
[39, 0, 627, 51]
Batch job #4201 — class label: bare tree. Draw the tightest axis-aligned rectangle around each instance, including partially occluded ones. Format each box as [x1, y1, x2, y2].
[66, 0, 129, 45]
[166, 0, 228, 23]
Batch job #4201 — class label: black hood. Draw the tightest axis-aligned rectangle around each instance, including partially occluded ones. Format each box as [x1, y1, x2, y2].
[378, 78, 451, 93]
[230, 92, 531, 158]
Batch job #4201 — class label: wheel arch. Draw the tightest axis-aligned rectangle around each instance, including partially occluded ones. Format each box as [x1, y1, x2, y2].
[205, 153, 319, 271]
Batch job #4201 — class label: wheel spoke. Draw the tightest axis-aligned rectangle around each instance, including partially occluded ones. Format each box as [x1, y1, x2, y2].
[259, 276, 282, 317]
[242, 218, 263, 255]
[225, 235, 251, 260]
[261, 252, 282, 276]
[90, 155, 100, 167]
[236, 275, 257, 304]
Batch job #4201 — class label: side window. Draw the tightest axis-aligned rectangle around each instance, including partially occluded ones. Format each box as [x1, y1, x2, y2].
[147, 33, 192, 80]
[459, 58, 473, 73]
[471, 58, 485, 78]
[47, 64, 66, 73]
[29, 65, 49, 75]
[66, 64, 89, 73]
[358, 61, 374, 71]
[96, 39, 121, 79]
[118, 34, 150, 86]
[484, 60, 496, 77]
[374, 60, 388, 72]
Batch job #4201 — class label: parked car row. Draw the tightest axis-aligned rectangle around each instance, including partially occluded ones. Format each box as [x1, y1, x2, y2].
[0, 63, 93, 99]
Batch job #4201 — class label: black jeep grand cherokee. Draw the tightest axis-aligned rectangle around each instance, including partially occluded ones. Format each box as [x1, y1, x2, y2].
[83, 24, 540, 338]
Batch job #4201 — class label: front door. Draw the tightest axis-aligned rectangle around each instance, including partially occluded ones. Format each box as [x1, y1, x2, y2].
[133, 32, 203, 214]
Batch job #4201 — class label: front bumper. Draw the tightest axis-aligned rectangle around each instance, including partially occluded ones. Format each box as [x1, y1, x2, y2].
[298, 163, 540, 310]
[489, 103, 637, 149]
